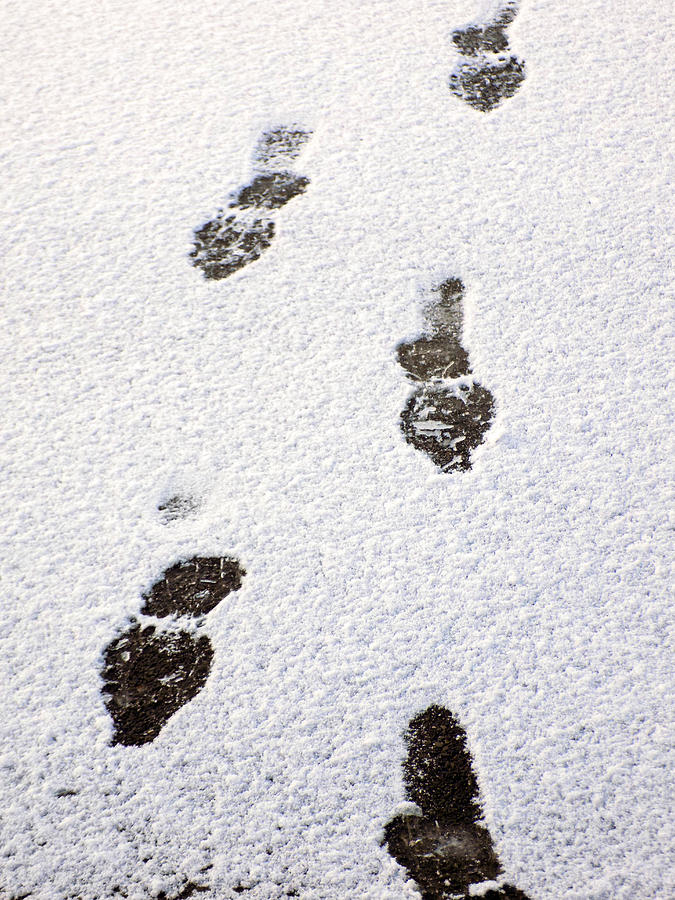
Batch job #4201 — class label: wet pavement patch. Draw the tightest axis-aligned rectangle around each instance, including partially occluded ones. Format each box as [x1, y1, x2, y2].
[383, 705, 531, 900]
[101, 556, 245, 746]
[481, 888, 531, 900]
[397, 279, 495, 472]
[449, 3, 525, 112]
[191, 126, 311, 281]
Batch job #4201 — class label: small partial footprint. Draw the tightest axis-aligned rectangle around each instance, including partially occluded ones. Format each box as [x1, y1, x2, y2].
[190, 126, 311, 280]
[398, 278, 495, 472]
[101, 556, 245, 746]
[383, 705, 531, 899]
[157, 494, 200, 524]
[449, 2, 526, 112]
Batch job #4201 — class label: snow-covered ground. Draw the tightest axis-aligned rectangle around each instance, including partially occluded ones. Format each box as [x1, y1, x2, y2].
[1, 1, 673, 897]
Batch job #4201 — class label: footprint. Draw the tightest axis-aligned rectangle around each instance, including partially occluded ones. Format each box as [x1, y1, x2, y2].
[396, 277, 469, 382]
[157, 495, 200, 524]
[190, 126, 311, 280]
[449, 2, 526, 112]
[383, 705, 531, 900]
[400, 382, 495, 473]
[398, 279, 495, 472]
[101, 556, 245, 746]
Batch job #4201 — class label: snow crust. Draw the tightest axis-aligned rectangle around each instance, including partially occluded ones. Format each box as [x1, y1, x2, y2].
[1, 0, 673, 897]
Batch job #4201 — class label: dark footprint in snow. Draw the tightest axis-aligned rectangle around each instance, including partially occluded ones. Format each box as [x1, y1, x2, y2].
[449, 2, 526, 112]
[101, 624, 213, 748]
[397, 278, 495, 472]
[383, 705, 531, 900]
[190, 126, 311, 280]
[101, 556, 245, 746]
[401, 382, 495, 473]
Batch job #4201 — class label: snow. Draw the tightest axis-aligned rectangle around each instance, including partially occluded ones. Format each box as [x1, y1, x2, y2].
[1, 0, 673, 897]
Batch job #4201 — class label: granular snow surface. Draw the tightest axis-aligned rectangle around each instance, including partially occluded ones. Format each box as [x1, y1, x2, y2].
[1, 1, 673, 898]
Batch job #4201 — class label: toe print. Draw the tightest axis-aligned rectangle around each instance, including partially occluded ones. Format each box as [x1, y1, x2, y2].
[398, 279, 495, 472]
[101, 556, 245, 746]
[449, 2, 526, 112]
[383, 706, 531, 900]
[190, 126, 311, 280]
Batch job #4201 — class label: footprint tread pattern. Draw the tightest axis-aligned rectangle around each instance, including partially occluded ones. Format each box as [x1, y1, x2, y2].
[401, 383, 495, 472]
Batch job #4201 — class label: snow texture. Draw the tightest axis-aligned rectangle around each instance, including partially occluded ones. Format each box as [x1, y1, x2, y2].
[1, 0, 673, 898]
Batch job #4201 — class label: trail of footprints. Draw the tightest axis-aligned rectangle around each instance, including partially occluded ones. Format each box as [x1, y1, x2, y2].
[190, 126, 311, 280]
[399, 278, 495, 472]
[449, 2, 526, 112]
[101, 6, 531, 883]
